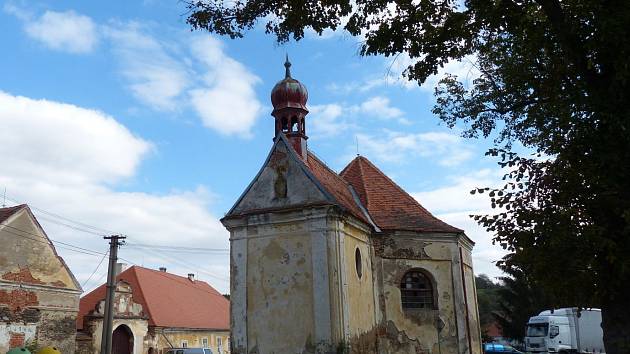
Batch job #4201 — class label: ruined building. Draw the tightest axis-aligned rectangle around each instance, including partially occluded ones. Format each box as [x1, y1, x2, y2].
[77, 265, 230, 354]
[0, 204, 82, 354]
[221, 59, 482, 354]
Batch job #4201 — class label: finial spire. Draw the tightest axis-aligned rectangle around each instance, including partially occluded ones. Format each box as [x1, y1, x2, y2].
[284, 54, 292, 78]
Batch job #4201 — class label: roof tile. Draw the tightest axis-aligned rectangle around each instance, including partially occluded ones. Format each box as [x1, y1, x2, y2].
[77, 266, 229, 330]
[340, 156, 461, 233]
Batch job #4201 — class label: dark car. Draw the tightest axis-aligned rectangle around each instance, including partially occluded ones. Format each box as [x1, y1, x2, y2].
[483, 343, 523, 353]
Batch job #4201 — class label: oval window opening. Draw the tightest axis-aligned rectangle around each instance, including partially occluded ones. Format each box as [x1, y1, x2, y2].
[355, 247, 362, 279]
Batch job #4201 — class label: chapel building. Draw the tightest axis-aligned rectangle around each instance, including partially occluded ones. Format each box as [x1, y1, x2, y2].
[221, 59, 482, 354]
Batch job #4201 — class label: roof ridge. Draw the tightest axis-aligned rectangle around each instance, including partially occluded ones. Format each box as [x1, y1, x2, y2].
[358, 156, 436, 216]
[340, 156, 370, 209]
[356, 157, 370, 208]
[0, 204, 27, 223]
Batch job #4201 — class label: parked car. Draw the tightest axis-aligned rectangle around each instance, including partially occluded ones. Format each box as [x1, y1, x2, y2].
[165, 348, 213, 354]
[483, 343, 522, 353]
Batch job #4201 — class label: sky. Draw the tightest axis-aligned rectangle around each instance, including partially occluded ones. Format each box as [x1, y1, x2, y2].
[0, 0, 510, 294]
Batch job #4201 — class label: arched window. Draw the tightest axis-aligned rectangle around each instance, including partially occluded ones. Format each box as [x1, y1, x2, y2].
[400, 270, 434, 309]
[281, 117, 289, 132]
[290, 116, 298, 132]
[355, 247, 362, 279]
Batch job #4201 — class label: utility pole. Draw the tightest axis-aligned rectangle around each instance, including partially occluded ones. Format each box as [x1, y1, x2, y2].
[100, 235, 126, 354]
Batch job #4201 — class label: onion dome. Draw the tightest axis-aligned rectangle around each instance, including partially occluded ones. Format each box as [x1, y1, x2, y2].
[271, 55, 308, 112]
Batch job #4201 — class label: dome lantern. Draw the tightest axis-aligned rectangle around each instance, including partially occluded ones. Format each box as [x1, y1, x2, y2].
[270, 56, 309, 159]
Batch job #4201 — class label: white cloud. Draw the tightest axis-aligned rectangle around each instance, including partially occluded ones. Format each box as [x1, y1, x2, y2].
[5, 6, 262, 137]
[103, 22, 189, 111]
[0, 92, 230, 293]
[309, 103, 348, 137]
[188, 36, 262, 136]
[104, 24, 262, 136]
[0, 91, 151, 184]
[412, 169, 507, 278]
[355, 130, 474, 166]
[19, 9, 98, 53]
[359, 96, 404, 119]
[327, 54, 481, 94]
[309, 96, 408, 138]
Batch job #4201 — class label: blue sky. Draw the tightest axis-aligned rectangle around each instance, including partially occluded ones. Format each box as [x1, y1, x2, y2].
[0, 0, 508, 293]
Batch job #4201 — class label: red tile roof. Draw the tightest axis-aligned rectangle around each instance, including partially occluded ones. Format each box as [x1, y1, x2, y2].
[77, 266, 229, 330]
[304, 152, 370, 224]
[340, 156, 461, 233]
[0, 204, 26, 224]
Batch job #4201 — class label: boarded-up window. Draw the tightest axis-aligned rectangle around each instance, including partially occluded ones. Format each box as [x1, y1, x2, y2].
[400, 270, 434, 309]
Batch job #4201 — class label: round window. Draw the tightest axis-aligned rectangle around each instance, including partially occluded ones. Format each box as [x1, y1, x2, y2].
[355, 247, 362, 279]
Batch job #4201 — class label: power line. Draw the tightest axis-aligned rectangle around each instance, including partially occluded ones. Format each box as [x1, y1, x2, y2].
[37, 214, 107, 237]
[126, 243, 229, 253]
[3, 195, 117, 235]
[2, 198, 229, 282]
[82, 250, 109, 288]
[125, 246, 229, 282]
[121, 257, 229, 301]
[1, 223, 106, 256]
[1, 226, 106, 258]
[2, 215, 230, 300]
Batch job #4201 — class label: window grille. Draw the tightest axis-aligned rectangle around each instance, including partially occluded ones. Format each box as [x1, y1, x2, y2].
[400, 270, 434, 309]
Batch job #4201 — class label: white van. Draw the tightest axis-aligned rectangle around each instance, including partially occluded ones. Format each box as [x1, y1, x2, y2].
[525, 308, 605, 353]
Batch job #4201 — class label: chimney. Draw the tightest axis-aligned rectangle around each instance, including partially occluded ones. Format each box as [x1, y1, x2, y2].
[114, 263, 127, 277]
[188, 273, 195, 282]
[159, 267, 167, 272]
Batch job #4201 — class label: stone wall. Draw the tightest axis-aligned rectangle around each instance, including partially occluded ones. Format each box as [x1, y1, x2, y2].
[1, 208, 81, 354]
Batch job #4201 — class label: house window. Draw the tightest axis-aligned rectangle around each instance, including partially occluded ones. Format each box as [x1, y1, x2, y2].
[202, 338, 208, 348]
[355, 247, 362, 279]
[217, 337, 223, 353]
[181, 341, 188, 348]
[400, 270, 434, 309]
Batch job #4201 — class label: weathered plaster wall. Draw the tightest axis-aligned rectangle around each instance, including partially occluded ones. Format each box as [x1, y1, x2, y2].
[80, 281, 149, 354]
[1, 211, 79, 290]
[461, 246, 482, 354]
[225, 208, 350, 354]
[343, 223, 377, 352]
[1, 210, 81, 354]
[85, 320, 148, 354]
[230, 142, 329, 215]
[246, 224, 315, 353]
[373, 234, 464, 354]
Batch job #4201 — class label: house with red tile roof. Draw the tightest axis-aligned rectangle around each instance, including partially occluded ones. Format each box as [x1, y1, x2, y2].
[76, 266, 229, 354]
[0, 204, 82, 354]
[221, 58, 482, 354]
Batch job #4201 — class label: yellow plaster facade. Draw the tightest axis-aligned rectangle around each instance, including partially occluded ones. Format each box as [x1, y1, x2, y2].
[223, 136, 482, 354]
[157, 330, 230, 354]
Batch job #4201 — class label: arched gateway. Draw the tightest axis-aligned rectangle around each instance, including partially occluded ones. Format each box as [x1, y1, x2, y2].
[112, 325, 133, 354]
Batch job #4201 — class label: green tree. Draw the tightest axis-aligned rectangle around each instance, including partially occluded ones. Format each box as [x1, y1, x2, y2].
[475, 274, 501, 341]
[185, 1, 630, 352]
[493, 265, 554, 342]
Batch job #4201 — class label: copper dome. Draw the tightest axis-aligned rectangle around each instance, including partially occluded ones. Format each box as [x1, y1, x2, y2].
[271, 57, 308, 112]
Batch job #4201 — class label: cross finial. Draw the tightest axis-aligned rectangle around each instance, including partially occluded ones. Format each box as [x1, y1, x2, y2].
[284, 54, 292, 78]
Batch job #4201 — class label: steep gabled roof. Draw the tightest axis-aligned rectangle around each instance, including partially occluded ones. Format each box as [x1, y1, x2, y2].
[0, 204, 82, 291]
[77, 266, 229, 330]
[225, 134, 373, 226]
[340, 156, 462, 233]
[0, 204, 25, 224]
[304, 151, 371, 225]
